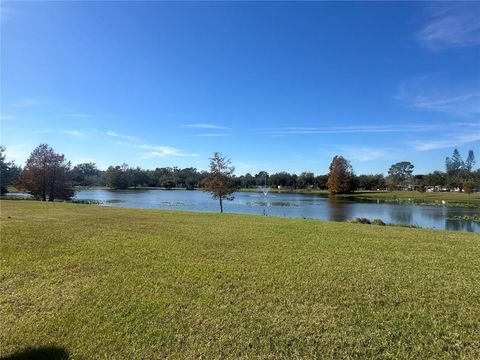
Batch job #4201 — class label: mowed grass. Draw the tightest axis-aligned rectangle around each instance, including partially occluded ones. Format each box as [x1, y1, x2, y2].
[1, 201, 479, 359]
[342, 191, 480, 204]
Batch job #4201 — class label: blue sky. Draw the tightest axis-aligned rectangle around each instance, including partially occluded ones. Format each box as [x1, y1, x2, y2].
[1, 1, 479, 175]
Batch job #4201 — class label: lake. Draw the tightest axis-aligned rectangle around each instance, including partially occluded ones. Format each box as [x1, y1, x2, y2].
[73, 189, 480, 232]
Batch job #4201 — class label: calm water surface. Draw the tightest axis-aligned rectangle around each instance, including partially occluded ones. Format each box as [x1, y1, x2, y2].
[74, 189, 480, 232]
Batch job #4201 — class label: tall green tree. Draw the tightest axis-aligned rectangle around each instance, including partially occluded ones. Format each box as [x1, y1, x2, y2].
[254, 171, 269, 187]
[298, 171, 315, 188]
[204, 152, 235, 213]
[0, 146, 10, 193]
[71, 162, 102, 186]
[270, 172, 296, 188]
[387, 161, 414, 189]
[465, 150, 475, 172]
[446, 148, 464, 173]
[356, 174, 385, 190]
[106, 164, 131, 189]
[315, 175, 329, 189]
[445, 149, 476, 190]
[240, 173, 256, 189]
[423, 171, 446, 189]
[129, 167, 149, 188]
[0, 146, 21, 193]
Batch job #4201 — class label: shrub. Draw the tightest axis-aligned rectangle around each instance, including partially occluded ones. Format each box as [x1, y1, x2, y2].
[352, 218, 371, 224]
[463, 181, 475, 195]
[350, 218, 386, 226]
[418, 181, 426, 193]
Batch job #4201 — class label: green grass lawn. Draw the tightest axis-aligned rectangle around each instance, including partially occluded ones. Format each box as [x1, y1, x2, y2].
[1, 201, 479, 359]
[340, 190, 480, 204]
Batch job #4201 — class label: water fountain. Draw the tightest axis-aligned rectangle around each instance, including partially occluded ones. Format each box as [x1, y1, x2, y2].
[258, 173, 271, 197]
[257, 173, 271, 215]
[259, 185, 270, 197]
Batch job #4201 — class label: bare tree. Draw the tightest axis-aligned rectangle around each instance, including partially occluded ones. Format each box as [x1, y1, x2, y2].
[204, 152, 235, 213]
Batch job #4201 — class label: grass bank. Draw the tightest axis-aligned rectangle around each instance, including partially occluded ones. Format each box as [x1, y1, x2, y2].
[1, 201, 479, 358]
[339, 190, 480, 204]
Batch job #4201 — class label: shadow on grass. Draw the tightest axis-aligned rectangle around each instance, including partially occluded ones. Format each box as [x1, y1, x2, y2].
[1, 346, 69, 360]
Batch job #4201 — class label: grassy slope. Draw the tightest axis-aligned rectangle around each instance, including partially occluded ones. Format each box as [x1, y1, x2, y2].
[1, 201, 479, 359]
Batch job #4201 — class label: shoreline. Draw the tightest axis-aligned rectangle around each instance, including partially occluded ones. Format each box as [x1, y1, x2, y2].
[4, 187, 480, 208]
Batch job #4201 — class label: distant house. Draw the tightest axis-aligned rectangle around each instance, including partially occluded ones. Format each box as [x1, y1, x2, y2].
[426, 186, 453, 192]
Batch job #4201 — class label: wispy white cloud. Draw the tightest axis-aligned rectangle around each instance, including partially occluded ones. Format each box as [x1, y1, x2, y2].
[163, 112, 196, 118]
[236, 161, 270, 173]
[452, 122, 480, 129]
[35, 129, 85, 137]
[11, 97, 42, 108]
[191, 133, 229, 137]
[106, 130, 198, 159]
[1, 127, 17, 132]
[418, 4, 480, 50]
[106, 130, 137, 141]
[60, 130, 84, 137]
[397, 76, 480, 116]
[412, 131, 480, 151]
[183, 123, 230, 130]
[72, 157, 96, 165]
[410, 93, 480, 115]
[0, 113, 16, 121]
[0, 5, 19, 22]
[59, 113, 91, 118]
[139, 144, 198, 158]
[339, 146, 397, 162]
[267, 124, 435, 136]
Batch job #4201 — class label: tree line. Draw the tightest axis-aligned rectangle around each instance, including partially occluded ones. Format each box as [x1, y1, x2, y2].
[0, 144, 479, 201]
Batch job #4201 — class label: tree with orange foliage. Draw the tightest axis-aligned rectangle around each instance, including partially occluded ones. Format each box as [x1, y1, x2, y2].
[326, 155, 355, 194]
[18, 144, 74, 201]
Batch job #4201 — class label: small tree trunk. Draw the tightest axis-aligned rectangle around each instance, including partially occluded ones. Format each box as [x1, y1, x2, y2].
[49, 168, 56, 202]
[219, 196, 223, 213]
[42, 163, 47, 201]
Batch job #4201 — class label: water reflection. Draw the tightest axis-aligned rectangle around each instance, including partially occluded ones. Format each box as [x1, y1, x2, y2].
[327, 196, 353, 222]
[445, 219, 476, 232]
[389, 209, 413, 225]
[68, 189, 480, 233]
